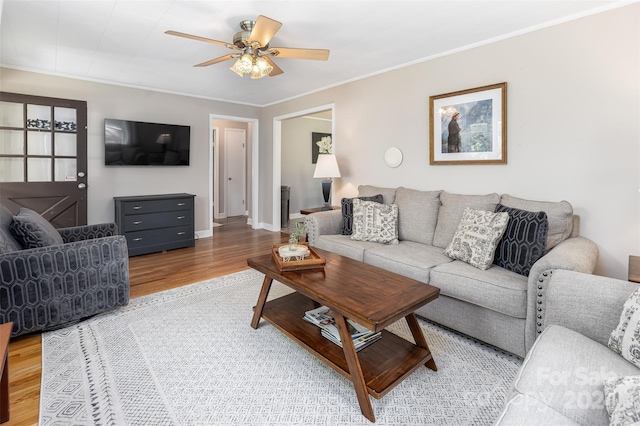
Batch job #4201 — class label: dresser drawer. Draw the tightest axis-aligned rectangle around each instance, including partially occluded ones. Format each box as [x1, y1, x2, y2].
[124, 225, 194, 252]
[122, 197, 193, 215]
[122, 211, 192, 232]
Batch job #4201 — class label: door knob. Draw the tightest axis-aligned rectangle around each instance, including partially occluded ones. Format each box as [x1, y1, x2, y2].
[78, 183, 86, 189]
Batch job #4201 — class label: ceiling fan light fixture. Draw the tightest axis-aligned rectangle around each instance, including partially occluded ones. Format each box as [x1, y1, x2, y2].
[230, 58, 245, 77]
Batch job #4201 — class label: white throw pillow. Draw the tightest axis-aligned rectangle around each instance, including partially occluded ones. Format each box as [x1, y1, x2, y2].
[350, 199, 399, 244]
[444, 208, 509, 270]
[608, 287, 640, 368]
[603, 375, 640, 426]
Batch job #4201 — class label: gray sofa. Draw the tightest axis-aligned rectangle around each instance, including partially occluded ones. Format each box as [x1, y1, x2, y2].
[0, 204, 130, 337]
[495, 270, 639, 425]
[304, 185, 598, 357]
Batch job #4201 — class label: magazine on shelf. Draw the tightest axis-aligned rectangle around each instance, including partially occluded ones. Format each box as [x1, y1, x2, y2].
[303, 305, 381, 351]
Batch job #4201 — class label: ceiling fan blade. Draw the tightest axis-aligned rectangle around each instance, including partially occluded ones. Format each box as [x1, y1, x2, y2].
[165, 30, 230, 47]
[249, 15, 282, 47]
[269, 47, 329, 61]
[263, 56, 284, 76]
[194, 54, 236, 67]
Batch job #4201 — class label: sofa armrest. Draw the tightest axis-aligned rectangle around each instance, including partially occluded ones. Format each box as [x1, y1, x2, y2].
[0, 235, 130, 337]
[57, 222, 118, 242]
[304, 210, 343, 246]
[524, 236, 599, 351]
[536, 269, 636, 347]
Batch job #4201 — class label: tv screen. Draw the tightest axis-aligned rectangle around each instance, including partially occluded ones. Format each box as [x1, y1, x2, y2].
[104, 119, 190, 166]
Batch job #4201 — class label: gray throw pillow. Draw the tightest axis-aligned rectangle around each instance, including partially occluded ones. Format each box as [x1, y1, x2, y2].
[350, 199, 399, 244]
[603, 375, 640, 425]
[444, 208, 509, 270]
[340, 194, 383, 235]
[9, 208, 64, 249]
[493, 204, 549, 276]
[608, 286, 640, 368]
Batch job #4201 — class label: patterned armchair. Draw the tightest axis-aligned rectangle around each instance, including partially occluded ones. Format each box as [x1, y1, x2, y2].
[0, 204, 130, 338]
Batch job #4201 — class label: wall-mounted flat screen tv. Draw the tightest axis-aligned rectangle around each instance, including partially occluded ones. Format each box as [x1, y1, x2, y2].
[104, 119, 190, 166]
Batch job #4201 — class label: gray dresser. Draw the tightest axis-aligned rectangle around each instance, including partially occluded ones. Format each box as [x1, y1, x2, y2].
[114, 193, 195, 256]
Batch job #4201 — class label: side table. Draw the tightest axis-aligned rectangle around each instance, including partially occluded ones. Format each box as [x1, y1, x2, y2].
[629, 255, 640, 283]
[0, 322, 12, 424]
[300, 206, 339, 215]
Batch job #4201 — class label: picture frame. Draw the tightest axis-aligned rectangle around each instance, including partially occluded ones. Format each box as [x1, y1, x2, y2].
[311, 132, 332, 164]
[429, 82, 507, 165]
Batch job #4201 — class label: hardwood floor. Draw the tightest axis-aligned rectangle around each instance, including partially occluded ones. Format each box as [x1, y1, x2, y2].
[6, 217, 288, 425]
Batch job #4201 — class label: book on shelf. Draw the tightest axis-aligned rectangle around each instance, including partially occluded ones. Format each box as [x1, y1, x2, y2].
[303, 305, 381, 351]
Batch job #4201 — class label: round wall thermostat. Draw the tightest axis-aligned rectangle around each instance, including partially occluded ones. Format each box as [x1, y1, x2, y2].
[384, 147, 403, 168]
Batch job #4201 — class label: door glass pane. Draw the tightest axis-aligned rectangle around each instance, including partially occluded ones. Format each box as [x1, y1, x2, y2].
[54, 132, 76, 156]
[0, 158, 24, 182]
[27, 131, 52, 155]
[0, 101, 23, 127]
[27, 158, 51, 182]
[26, 104, 51, 129]
[55, 158, 77, 181]
[54, 107, 77, 131]
[0, 130, 24, 154]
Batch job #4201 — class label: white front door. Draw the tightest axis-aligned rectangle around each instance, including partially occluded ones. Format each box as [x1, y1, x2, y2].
[225, 128, 246, 217]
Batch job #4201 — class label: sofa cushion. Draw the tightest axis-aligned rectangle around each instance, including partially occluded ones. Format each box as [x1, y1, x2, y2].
[314, 235, 379, 262]
[513, 325, 640, 426]
[444, 208, 509, 270]
[393, 187, 442, 245]
[9, 208, 64, 249]
[0, 204, 21, 254]
[340, 194, 383, 235]
[493, 204, 549, 276]
[430, 260, 528, 318]
[363, 241, 452, 284]
[608, 287, 640, 368]
[603, 375, 640, 425]
[500, 194, 573, 251]
[357, 185, 398, 204]
[432, 192, 500, 249]
[351, 199, 399, 244]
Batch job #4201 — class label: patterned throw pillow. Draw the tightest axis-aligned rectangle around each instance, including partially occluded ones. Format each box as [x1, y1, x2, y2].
[603, 375, 640, 425]
[608, 287, 640, 368]
[340, 194, 383, 235]
[444, 208, 509, 270]
[9, 208, 64, 249]
[350, 199, 399, 244]
[493, 204, 549, 276]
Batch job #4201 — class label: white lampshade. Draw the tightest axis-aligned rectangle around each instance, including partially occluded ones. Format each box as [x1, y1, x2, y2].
[313, 154, 341, 178]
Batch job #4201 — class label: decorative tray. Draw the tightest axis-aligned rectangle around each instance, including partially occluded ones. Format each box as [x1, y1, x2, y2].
[271, 242, 326, 271]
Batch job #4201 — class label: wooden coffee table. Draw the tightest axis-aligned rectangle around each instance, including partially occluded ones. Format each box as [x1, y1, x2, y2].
[0, 322, 12, 424]
[248, 248, 439, 423]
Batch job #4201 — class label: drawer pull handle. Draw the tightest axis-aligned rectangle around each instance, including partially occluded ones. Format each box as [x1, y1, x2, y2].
[132, 237, 143, 242]
[177, 203, 186, 206]
[177, 216, 186, 220]
[133, 221, 142, 225]
[177, 232, 186, 235]
[133, 206, 142, 210]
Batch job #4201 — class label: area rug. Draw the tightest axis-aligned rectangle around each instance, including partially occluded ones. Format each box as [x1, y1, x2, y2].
[39, 269, 522, 425]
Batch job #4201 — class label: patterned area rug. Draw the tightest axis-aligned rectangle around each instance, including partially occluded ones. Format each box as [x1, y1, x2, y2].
[39, 269, 522, 425]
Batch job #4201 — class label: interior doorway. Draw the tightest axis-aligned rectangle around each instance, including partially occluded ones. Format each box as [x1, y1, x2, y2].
[272, 104, 335, 232]
[209, 114, 259, 236]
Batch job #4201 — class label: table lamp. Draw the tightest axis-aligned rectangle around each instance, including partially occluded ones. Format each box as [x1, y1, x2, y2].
[313, 154, 341, 210]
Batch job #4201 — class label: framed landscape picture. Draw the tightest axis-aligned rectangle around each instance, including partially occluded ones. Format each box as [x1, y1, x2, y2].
[429, 82, 507, 165]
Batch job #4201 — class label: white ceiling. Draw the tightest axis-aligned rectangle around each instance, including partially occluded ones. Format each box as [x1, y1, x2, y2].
[0, 0, 628, 107]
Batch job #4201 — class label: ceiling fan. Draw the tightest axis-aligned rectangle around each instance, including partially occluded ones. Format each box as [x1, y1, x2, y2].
[165, 15, 330, 79]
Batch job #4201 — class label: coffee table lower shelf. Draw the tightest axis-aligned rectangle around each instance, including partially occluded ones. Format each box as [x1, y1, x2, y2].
[259, 292, 433, 399]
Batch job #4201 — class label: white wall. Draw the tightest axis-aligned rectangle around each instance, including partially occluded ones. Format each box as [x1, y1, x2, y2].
[0, 68, 260, 233]
[281, 115, 332, 213]
[260, 4, 639, 279]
